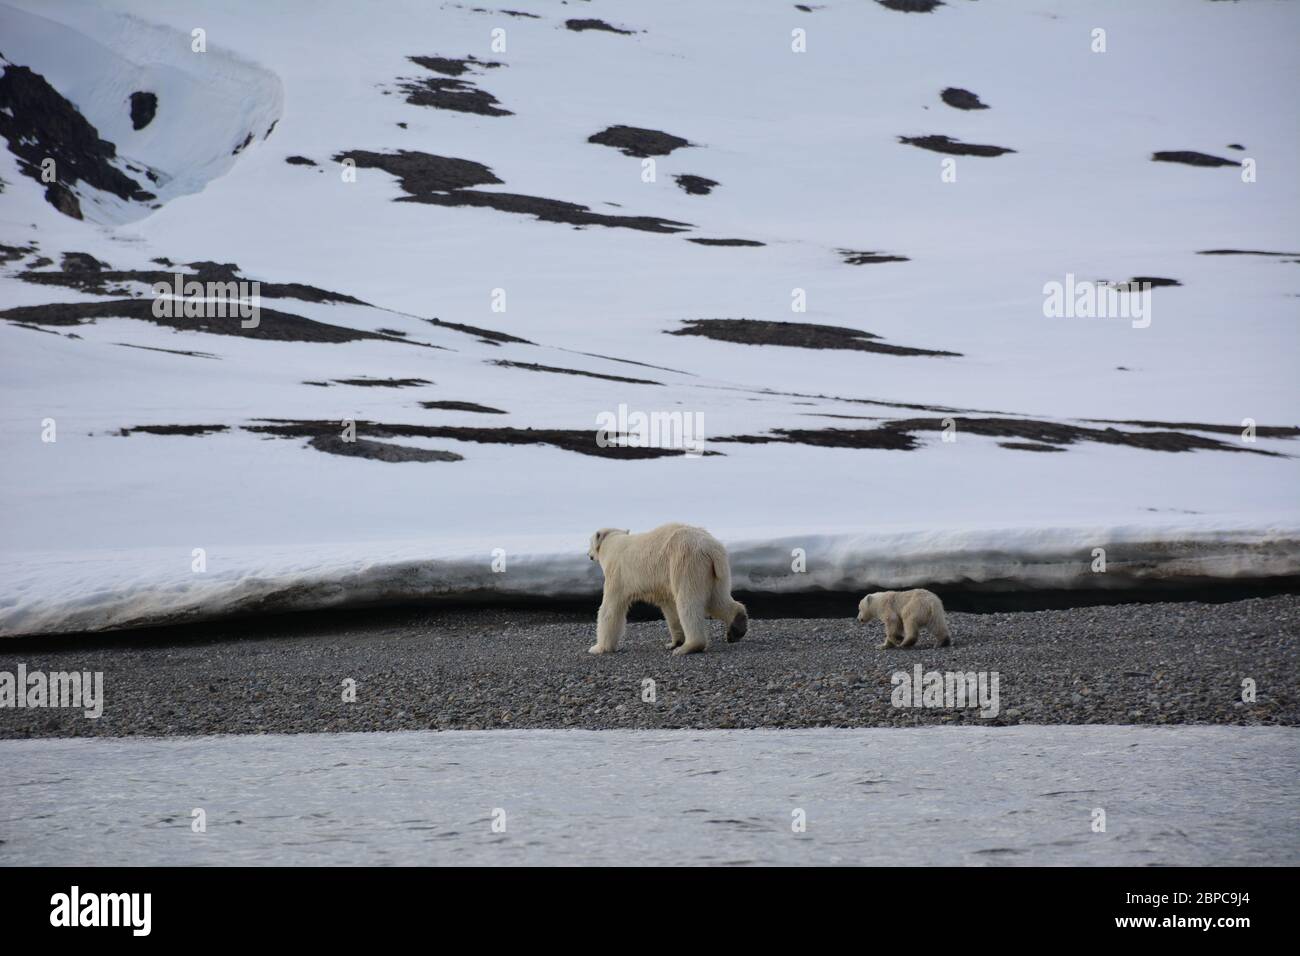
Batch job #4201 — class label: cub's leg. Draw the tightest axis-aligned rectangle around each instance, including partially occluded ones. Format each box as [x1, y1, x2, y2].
[672, 603, 710, 656]
[663, 603, 687, 650]
[899, 618, 920, 648]
[880, 615, 903, 649]
[932, 616, 951, 647]
[590, 594, 630, 654]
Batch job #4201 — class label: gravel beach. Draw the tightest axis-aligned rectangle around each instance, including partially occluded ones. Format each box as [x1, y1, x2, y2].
[0, 595, 1295, 738]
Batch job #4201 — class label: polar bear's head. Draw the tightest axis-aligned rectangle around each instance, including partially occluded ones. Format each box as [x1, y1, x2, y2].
[588, 528, 630, 561]
[857, 593, 876, 622]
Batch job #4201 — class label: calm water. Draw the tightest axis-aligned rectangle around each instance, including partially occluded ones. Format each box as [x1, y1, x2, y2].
[1, 726, 1296, 866]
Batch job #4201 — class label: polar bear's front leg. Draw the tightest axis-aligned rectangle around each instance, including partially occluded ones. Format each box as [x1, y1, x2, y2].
[881, 615, 903, 649]
[591, 596, 629, 654]
[662, 604, 687, 650]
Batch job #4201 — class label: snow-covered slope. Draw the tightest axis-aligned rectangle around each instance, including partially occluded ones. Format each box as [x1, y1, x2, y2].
[1, 0, 1297, 635]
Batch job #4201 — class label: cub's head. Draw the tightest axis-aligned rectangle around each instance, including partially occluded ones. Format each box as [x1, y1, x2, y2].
[587, 528, 629, 561]
[857, 593, 878, 623]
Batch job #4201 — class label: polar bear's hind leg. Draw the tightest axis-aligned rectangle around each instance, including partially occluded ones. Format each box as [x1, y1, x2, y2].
[663, 603, 687, 649]
[672, 601, 710, 656]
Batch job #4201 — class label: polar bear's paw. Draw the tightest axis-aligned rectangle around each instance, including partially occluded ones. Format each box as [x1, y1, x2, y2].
[588, 644, 612, 655]
[726, 608, 748, 643]
[672, 643, 705, 656]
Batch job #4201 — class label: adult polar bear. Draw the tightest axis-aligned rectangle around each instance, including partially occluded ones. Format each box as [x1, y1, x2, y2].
[587, 523, 748, 656]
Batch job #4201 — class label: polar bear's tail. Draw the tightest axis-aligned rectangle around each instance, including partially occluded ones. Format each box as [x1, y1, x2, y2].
[708, 550, 748, 642]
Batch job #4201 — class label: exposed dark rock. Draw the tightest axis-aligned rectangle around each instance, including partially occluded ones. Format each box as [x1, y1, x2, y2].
[668, 318, 960, 357]
[588, 125, 691, 157]
[674, 174, 718, 195]
[422, 316, 532, 346]
[565, 19, 635, 35]
[716, 417, 1284, 456]
[1152, 151, 1240, 168]
[899, 134, 1015, 157]
[248, 420, 695, 459]
[285, 155, 317, 166]
[1197, 249, 1300, 257]
[400, 56, 510, 115]
[119, 424, 228, 436]
[0, 298, 415, 345]
[128, 91, 157, 130]
[489, 359, 662, 385]
[687, 238, 764, 247]
[231, 132, 253, 155]
[839, 249, 910, 265]
[332, 377, 432, 388]
[940, 87, 988, 110]
[419, 401, 507, 414]
[879, 0, 944, 11]
[308, 434, 463, 463]
[19, 256, 367, 305]
[407, 55, 503, 77]
[0, 64, 154, 217]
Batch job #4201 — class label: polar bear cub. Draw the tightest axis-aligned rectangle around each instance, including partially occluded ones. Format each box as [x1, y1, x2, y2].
[857, 589, 950, 649]
[587, 523, 748, 656]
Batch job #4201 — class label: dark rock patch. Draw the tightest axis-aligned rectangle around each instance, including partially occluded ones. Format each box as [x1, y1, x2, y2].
[333, 377, 432, 388]
[231, 132, 253, 155]
[422, 316, 532, 346]
[489, 359, 662, 386]
[0, 64, 154, 217]
[588, 125, 691, 158]
[337, 148, 691, 233]
[668, 319, 960, 358]
[940, 87, 988, 110]
[717, 417, 1282, 456]
[1197, 249, 1300, 257]
[999, 442, 1066, 453]
[128, 91, 157, 130]
[419, 401, 507, 414]
[0, 298, 415, 345]
[248, 420, 694, 459]
[1126, 276, 1181, 288]
[115, 342, 218, 359]
[375, 328, 407, 337]
[565, 19, 635, 35]
[19, 257, 367, 306]
[687, 237, 764, 247]
[716, 427, 920, 451]
[397, 76, 511, 116]
[285, 155, 317, 166]
[674, 174, 718, 195]
[119, 424, 228, 436]
[1151, 151, 1239, 168]
[900, 134, 1015, 157]
[839, 249, 910, 265]
[399, 56, 510, 116]
[879, 0, 945, 11]
[407, 188, 692, 233]
[0, 241, 37, 266]
[1227, 143, 1245, 151]
[308, 434, 463, 463]
[1087, 418, 1300, 440]
[407, 55, 502, 77]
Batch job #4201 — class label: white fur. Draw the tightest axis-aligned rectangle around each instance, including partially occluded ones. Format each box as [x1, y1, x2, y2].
[857, 589, 951, 649]
[587, 523, 748, 656]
